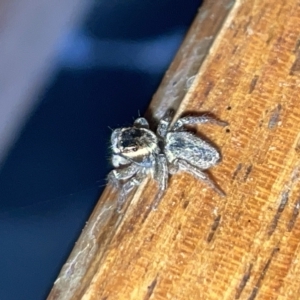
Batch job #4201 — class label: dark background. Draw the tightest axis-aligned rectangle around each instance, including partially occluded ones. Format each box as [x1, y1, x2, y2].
[0, 1, 201, 299]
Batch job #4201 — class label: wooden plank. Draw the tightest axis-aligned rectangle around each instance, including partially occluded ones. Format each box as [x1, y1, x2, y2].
[146, 0, 234, 124]
[48, 0, 300, 299]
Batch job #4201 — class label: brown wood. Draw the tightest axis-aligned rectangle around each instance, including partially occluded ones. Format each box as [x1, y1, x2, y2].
[146, 0, 234, 124]
[48, 0, 300, 299]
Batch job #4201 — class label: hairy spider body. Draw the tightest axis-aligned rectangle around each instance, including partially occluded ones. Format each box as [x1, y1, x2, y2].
[164, 132, 220, 170]
[108, 111, 227, 211]
[111, 127, 159, 168]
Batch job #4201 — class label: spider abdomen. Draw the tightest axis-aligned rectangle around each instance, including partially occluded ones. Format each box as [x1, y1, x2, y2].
[164, 132, 220, 170]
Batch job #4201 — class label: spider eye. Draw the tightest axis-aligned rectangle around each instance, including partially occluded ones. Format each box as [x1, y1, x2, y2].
[119, 128, 143, 151]
[122, 145, 138, 153]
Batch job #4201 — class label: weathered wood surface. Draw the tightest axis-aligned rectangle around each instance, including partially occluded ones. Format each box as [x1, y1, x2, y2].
[48, 0, 300, 299]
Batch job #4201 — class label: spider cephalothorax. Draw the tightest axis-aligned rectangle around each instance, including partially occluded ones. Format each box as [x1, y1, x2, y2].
[111, 126, 159, 167]
[108, 111, 227, 211]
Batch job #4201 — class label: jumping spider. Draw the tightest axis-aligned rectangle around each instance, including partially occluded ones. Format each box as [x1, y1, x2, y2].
[108, 110, 227, 211]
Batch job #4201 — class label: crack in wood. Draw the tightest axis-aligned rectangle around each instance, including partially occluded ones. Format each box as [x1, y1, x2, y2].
[144, 275, 158, 300]
[204, 81, 214, 97]
[295, 136, 300, 154]
[294, 39, 300, 53]
[232, 45, 239, 55]
[287, 197, 300, 231]
[232, 164, 252, 182]
[235, 264, 253, 299]
[290, 48, 300, 75]
[182, 200, 189, 209]
[247, 247, 280, 300]
[207, 215, 221, 242]
[232, 163, 242, 180]
[268, 190, 289, 236]
[249, 75, 259, 94]
[268, 104, 282, 129]
[243, 165, 253, 182]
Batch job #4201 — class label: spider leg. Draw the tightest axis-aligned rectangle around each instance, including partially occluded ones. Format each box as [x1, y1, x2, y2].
[152, 154, 169, 209]
[170, 158, 225, 197]
[107, 163, 139, 189]
[117, 170, 146, 212]
[156, 109, 174, 139]
[172, 116, 228, 131]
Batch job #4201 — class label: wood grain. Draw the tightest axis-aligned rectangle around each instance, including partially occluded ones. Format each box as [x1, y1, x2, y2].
[48, 0, 300, 299]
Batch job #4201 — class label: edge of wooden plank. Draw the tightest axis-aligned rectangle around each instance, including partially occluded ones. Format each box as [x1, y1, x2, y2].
[47, 1, 236, 299]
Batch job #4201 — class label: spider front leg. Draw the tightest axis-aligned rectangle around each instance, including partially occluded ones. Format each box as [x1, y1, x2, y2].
[107, 163, 139, 189]
[170, 158, 225, 197]
[108, 163, 144, 212]
[156, 110, 174, 139]
[152, 154, 169, 209]
[117, 171, 146, 212]
[172, 115, 228, 131]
